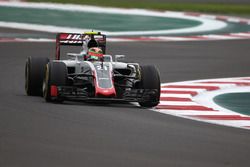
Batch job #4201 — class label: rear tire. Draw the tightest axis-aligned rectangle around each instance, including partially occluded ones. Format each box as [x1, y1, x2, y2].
[139, 65, 161, 108]
[25, 56, 49, 96]
[43, 62, 67, 102]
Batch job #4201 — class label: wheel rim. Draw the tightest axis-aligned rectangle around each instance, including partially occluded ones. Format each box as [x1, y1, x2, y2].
[43, 65, 49, 98]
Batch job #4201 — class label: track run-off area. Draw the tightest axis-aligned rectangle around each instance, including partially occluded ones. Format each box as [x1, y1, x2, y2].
[1, 1, 250, 41]
[1, 2, 250, 167]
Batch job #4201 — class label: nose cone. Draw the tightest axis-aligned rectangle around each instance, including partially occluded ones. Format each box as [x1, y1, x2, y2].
[95, 87, 116, 98]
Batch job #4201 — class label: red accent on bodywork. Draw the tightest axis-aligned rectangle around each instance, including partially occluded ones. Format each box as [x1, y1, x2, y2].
[55, 34, 60, 60]
[59, 33, 70, 39]
[50, 85, 58, 97]
[93, 71, 116, 98]
[95, 87, 116, 97]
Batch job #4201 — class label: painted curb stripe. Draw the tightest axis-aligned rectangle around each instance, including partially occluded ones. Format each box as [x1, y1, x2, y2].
[159, 101, 199, 106]
[160, 97, 192, 101]
[161, 90, 198, 96]
[156, 105, 216, 111]
[186, 13, 250, 25]
[199, 81, 250, 86]
[162, 85, 220, 91]
[0, 37, 54, 42]
[155, 77, 250, 130]
[191, 115, 250, 120]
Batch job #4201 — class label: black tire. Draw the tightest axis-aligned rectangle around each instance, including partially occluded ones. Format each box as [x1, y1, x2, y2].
[43, 62, 67, 102]
[139, 65, 161, 108]
[25, 56, 49, 96]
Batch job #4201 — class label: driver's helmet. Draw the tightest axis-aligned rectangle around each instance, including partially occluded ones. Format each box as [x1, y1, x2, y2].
[86, 47, 103, 61]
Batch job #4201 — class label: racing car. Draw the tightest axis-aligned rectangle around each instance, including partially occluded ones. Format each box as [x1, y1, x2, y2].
[25, 32, 161, 107]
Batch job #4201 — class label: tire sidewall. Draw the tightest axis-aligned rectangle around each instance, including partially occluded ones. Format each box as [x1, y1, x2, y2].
[43, 62, 67, 102]
[139, 65, 161, 107]
[25, 56, 49, 96]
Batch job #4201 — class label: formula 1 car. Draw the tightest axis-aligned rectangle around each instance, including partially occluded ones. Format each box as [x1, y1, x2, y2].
[25, 32, 160, 107]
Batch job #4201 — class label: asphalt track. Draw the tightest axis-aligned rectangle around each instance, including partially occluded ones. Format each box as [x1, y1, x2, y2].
[1, 31, 250, 167]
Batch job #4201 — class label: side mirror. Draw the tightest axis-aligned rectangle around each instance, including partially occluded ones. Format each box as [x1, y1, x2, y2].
[115, 55, 125, 62]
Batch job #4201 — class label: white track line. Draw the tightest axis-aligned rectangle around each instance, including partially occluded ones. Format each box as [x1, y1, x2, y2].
[0, 2, 227, 36]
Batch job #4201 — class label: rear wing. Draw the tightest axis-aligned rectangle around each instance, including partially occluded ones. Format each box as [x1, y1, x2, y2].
[55, 32, 106, 60]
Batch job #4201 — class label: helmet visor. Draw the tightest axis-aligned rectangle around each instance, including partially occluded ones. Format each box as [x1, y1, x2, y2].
[88, 55, 99, 60]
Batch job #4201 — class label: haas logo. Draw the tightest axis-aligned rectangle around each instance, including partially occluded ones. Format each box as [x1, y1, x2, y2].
[61, 34, 82, 44]
[66, 34, 81, 40]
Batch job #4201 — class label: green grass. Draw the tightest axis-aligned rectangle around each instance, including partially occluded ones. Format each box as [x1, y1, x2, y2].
[28, 0, 250, 15]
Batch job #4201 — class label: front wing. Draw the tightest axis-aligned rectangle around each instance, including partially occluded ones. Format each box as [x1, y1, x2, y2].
[55, 86, 159, 103]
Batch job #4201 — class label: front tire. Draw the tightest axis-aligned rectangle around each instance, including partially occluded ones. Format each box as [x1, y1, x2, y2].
[25, 56, 49, 96]
[43, 62, 67, 102]
[139, 65, 161, 108]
